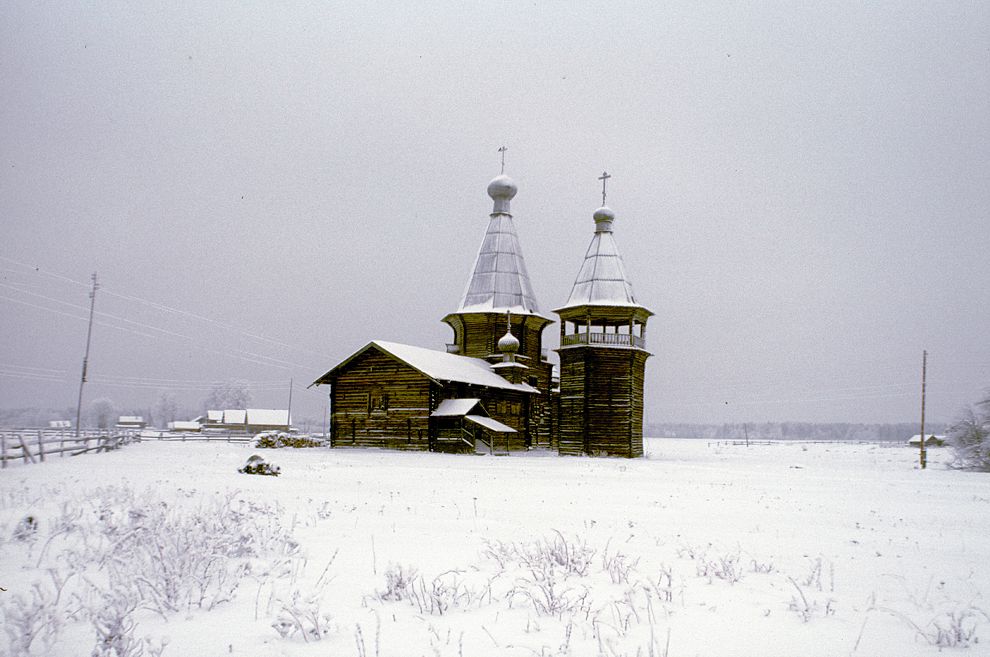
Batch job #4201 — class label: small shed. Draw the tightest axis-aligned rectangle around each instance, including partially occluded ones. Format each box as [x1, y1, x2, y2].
[246, 409, 291, 433]
[168, 420, 201, 432]
[908, 434, 946, 447]
[116, 416, 146, 430]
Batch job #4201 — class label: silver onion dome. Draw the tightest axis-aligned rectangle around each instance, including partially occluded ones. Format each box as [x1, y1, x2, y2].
[593, 206, 615, 232]
[487, 174, 517, 214]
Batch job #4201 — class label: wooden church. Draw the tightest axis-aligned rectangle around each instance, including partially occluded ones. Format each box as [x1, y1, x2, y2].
[311, 167, 652, 457]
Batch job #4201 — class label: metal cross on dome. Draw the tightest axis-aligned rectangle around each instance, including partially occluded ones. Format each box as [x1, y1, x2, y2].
[498, 145, 508, 174]
[598, 171, 611, 206]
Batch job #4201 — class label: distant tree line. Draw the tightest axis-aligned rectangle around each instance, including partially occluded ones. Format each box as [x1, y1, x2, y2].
[645, 421, 947, 442]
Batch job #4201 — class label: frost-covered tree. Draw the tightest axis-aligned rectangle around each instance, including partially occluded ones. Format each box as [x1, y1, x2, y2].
[154, 391, 179, 428]
[203, 380, 251, 412]
[948, 392, 990, 471]
[88, 397, 116, 429]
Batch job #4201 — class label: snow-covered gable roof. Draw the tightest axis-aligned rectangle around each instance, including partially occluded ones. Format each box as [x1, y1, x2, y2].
[118, 415, 144, 424]
[169, 421, 201, 431]
[314, 341, 538, 394]
[246, 409, 290, 426]
[207, 410, 223, 422]
[431, 398, 482, 417]
[223, 409, 246, 424]
[373, 341, 537, 393]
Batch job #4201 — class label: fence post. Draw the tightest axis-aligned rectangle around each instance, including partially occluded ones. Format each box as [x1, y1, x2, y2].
[17, 434, 36, 464]
[1, 433, 6, 469]
[60, 430, 66, 457]
[37, 430, 45, 462]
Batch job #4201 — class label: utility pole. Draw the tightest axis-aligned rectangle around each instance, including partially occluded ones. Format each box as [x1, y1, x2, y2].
[919, 350, 927, 469]
[75, 273, 99, 438]
[286, 378, 293, 432]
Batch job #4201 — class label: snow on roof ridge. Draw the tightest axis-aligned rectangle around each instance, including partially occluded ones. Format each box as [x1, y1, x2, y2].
[372, 340, 538, 394]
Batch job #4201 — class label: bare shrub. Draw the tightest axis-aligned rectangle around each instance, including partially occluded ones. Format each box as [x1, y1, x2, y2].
[696, 551, 743, 585]
[271, 588, 334, 641]
[376, 564, 419, 602]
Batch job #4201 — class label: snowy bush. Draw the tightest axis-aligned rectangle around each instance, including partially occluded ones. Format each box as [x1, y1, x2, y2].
[948, 394, 990, 471]
[0, 571, 68, 655]
[91, 588, 169, 657]
[271, 588, 334, 641]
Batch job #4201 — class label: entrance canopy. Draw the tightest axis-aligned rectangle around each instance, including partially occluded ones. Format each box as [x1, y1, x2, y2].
[430, 398, 516, 433]
[464, 414, 516, 433]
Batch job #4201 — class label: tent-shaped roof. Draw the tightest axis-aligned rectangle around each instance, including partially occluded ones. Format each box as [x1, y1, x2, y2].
[556, 206, 653, 314]
[312, 340, 538, 394]
[453, 175, 548, 319]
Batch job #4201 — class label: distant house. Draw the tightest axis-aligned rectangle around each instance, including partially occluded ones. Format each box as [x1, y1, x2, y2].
[222, 409, 246, 429]
[205, 411, 223, 428]
[168, 420, 201, 432]
[199, 409, 291, 433]
[48, 420, 71, 429]
[908, 434, 946, 447]
[245, 409, 292, 433]
[116, 416, 146, 430]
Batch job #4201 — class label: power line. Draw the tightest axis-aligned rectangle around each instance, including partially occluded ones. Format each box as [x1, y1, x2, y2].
[0, 291, 308, 370]
[0, 254, 331, 360]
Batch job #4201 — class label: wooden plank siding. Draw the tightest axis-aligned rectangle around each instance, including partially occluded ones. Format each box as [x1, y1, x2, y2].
[326, 345, 539, 453]
[557, 347, 649, 458]
[442, 311, 556, 448]
[329, 349, 432, 450]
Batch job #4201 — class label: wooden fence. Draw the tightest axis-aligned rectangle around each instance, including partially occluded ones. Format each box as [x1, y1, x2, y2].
[0, 430, 138, 468]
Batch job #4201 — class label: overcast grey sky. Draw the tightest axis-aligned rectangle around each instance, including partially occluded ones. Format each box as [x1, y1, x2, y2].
[1, 1, 988, 425]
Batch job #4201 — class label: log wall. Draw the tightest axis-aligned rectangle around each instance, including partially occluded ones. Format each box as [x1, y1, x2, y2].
[557, 346, 649, 458]
[330, 349, 432, 450]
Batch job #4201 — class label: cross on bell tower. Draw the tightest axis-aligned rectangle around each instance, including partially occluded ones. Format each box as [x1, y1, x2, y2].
[598, 171, 611, 206]
[498, 146, 508, 174]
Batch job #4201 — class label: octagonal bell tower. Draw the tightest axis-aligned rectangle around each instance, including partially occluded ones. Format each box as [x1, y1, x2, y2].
[554, 175, 653, 457]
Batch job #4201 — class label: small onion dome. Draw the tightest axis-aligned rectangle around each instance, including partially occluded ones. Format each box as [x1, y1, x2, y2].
[593, 206, 615, 232]
[487, 174, 518, 201]
[487, 174, 517, 214]
[497, 330, 520, 353]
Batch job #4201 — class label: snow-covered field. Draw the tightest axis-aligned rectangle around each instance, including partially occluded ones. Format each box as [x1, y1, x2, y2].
[1, 438, 988, 657]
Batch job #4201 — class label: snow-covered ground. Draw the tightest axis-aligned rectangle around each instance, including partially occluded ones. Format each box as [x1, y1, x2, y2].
[1, 438, 988, 657]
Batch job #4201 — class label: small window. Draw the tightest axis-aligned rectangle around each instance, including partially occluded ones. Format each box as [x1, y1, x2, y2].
[368, 387, 388, 416]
